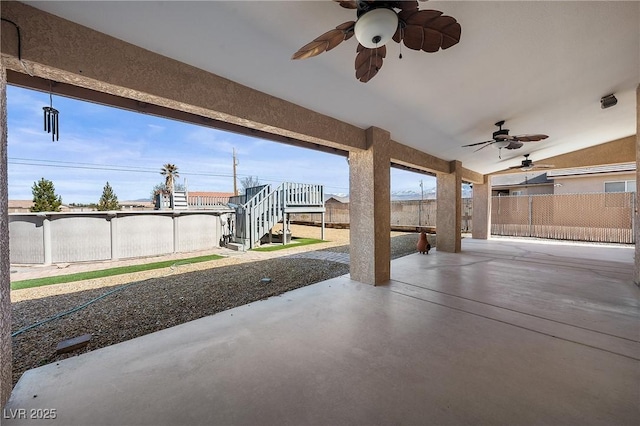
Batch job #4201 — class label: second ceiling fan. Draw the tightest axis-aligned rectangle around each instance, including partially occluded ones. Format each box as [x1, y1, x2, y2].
[463, 120, 549, 158]
[509, 154, 554, 171]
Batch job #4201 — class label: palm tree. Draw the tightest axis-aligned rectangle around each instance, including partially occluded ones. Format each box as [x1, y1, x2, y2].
[160, 163, 179, 193]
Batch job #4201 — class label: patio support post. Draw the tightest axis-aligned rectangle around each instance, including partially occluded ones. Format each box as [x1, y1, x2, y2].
[635, 83, 639, 287]
[436, 160, 462, 252]
[0, 63, 11, 406]
[349, 127, 391, 285]
[472, 175, 491, 239]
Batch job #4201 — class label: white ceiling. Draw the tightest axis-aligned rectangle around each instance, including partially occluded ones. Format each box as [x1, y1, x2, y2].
[26, 1, 639, 174]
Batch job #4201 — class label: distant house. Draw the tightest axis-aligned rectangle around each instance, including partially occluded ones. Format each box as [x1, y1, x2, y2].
[325, 195, 349, 204]
[547, 162, 636, 194]
[8, 200, 33, 213]
[491, 172, 554, 196]
[119, 200, 155, 210]
[8, 200, 71, 213]
[491, 162, 636, 196]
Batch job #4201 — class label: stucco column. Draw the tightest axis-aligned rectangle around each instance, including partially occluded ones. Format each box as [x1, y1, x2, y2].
[472, 175, 491, 240]
[635, 84, 639, 287]
[436, 160, 462, 252]
[349, 127, 391, 285]
[1, 63, 12, 406]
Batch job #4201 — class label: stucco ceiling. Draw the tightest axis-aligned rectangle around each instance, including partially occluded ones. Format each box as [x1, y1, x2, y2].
[25, 1, 639, 175]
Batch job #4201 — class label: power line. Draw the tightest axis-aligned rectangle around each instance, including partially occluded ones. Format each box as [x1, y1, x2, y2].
[7, 158, 350, 191]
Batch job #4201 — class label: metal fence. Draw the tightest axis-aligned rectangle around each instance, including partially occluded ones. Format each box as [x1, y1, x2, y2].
[491, 193, 635, 243]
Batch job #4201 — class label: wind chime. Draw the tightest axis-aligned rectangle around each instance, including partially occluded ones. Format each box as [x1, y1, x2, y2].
[43, 81, 59, 141]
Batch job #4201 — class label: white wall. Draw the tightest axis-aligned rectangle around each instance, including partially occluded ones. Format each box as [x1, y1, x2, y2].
[9, 210, 229, 265]
[554, 173, 636, 194]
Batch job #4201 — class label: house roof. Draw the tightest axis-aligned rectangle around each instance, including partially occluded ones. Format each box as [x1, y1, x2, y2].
[547, 162, 636, 178]
[8, 200, 33, 209]
[188, 192, 235, 198]
[325, 195, 349, 204]
[491, 172, 552, 188]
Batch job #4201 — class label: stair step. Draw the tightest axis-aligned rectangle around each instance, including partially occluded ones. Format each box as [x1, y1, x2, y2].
[226, 243, 244, 251]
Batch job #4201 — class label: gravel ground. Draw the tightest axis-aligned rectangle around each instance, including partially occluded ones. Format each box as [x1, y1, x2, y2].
[11, 228, 420, 386]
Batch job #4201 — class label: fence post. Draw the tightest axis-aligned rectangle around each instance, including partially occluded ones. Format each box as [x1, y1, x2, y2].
[109, 212, 119, 260]
[633, 192, 636, 244]
[40, 213, 52, 265]
[528, 195, 533, 237]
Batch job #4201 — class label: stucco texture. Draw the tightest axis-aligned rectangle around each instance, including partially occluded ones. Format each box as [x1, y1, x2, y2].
[1, 64, 12, 407]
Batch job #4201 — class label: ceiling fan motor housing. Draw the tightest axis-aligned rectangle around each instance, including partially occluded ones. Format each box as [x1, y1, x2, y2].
[493, 128, 509, 139]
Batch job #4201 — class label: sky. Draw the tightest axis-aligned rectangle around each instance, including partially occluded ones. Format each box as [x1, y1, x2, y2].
[7, 85, 436, 204]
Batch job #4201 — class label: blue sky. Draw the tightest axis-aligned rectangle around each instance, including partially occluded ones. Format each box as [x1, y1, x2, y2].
[7, 85, 436, 204]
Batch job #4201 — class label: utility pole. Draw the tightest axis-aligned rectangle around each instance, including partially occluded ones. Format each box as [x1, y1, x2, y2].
[232, 148, 238, 196]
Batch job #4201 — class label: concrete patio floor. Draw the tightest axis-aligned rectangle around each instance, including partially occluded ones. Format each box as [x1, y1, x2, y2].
[4, 238, 639, 425]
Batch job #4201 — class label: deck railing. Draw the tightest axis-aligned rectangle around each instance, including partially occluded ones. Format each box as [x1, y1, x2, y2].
[188, 195, 231, 209]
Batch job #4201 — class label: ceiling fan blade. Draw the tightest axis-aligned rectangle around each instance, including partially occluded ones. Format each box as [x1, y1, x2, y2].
[474, 142, 495, 152]
[534, 164, 554, 169]
[505, 141, 524, 150]
[401, 12, 461, 52]
[402, 25, 425, 50]
[424, 15, 461, 49]
[462, 140, 494, 147]
[291, 21, 355, 60]
[512, 134, 549, 142]
[421, 28, 443, 53]
[399, 9, 443, 26]
[355, 44, 386, 83]
[333, 0, 357, 9]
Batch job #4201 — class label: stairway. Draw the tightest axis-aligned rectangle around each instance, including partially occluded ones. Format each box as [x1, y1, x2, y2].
[172, 191, 188, 210]
[234, 183, 325, 249]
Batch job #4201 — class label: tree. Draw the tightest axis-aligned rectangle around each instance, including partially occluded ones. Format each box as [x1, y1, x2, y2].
[150, 182, 186, 201]
[30, 178, 62, 212]
[97, 181, 120, 211]
[160, 163, 179, 193]
[240, 176, 262, 192]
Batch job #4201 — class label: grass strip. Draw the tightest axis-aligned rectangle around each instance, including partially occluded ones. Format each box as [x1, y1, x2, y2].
[251, 238, 325, 252]
[11, 254, 223, 290]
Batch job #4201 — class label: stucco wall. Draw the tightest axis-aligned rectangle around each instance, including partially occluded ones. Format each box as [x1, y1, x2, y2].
[9, 211, 227, 265]
[554, 173, 636, 194]
[1, 61, 12, 408]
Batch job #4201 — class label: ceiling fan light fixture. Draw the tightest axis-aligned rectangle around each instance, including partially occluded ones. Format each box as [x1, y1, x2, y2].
[494, 141, 510, 149]
[354, 8, 398, 49]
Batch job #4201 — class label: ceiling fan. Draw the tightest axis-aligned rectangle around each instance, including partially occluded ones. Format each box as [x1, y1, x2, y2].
[291, 0, 462, 82]
[463, 120, 549, 158]
[509, 154, 554, 172]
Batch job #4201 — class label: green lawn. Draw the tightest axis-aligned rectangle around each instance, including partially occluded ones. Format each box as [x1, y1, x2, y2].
[251, 238, 325, 252]
[11, 254, 223, 290]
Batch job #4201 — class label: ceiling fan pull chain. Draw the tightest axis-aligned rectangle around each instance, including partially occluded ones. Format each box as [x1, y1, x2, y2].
[399, 26, 403, 59]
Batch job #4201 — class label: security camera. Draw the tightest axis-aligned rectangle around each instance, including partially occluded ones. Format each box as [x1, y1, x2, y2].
[600, 94, 617, 109]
